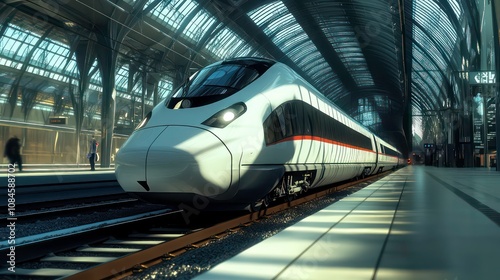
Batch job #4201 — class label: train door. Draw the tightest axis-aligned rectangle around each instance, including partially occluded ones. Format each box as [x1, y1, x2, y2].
[371, 135, 379, 175]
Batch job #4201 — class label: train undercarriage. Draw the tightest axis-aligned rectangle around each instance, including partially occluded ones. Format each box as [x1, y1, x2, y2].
[250, 171, 315, 211]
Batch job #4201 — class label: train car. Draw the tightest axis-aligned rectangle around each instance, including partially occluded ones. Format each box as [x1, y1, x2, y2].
[374, 136, 404, 173]
[115, 57, 402, 211]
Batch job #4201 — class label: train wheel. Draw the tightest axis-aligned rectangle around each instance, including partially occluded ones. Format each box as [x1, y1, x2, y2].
[249, 201, 261, 212]
[361, 167, 370, 179]
[250, 193, 273, 212]
[262, 194, 271, 208]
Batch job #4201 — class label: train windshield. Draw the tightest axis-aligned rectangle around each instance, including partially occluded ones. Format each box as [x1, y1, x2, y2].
[176, 64, 259, 98]
[167, 59, 273, 108]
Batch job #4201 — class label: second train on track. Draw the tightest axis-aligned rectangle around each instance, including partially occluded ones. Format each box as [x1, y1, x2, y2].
[115, 57, 404, 211]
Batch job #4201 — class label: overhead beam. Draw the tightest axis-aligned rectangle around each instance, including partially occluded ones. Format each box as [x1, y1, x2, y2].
[283, 0, 358, 93]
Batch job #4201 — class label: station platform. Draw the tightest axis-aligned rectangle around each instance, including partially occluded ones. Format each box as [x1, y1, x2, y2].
[0, 164, 115, 187]
[0, 164, 121, 208]
[0, 163, 115, 173]
[195, 166, 500, 280]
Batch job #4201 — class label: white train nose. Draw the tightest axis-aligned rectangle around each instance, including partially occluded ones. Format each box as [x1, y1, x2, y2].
[115, 126, 167, 192]
[146, 126, 233, 196]
[116, 126, 233, 197]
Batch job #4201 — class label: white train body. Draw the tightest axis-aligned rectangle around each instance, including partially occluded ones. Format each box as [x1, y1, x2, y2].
[115, 58, 403, 210]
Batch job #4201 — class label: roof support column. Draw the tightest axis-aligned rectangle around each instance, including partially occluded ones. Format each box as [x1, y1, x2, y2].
[496, 78, 500, 171]
[73, 37, 98, 166]
[493, 0, 500, 171]
[151, 78, 159, 106]
[128, 62, 139, 127]
[96, 43, 116, 168]
[92, 0, 153, 167]
[141, 70, 147, 120]
[400, 0, 412, 158]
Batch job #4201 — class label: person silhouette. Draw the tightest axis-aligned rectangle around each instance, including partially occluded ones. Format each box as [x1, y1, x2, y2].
[4, 136, 23, 172]
[89, 135, 97, 171]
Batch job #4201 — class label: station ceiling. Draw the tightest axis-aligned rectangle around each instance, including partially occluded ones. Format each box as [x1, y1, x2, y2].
[1, 0, 493, 154]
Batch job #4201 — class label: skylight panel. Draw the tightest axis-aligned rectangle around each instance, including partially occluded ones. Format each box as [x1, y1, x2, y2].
[411, 84, 433, 111]
[414, 0, 457, 54]
[413, 72, 441, 105]
[412, 28, 448, 71]
[232, 44, 252, 57]
[287, 43, 315, 62]
[0, 23, 79, 83]
[304, 60, 328, 76]
[267, 13, 295, 35]
[248, 1, 336, 90]
[448, 0, 462, 19]
[205, 27, 246, 59]
[158, 79, 173, 99]
[320, 22, 374, 87]
[1, 25, 38, 61]
[279, 34, 308, 51]
[294, 51, 325, 75]
[32, 39, 73, 73]
[183, 10, 216, 42]
[413, 56, 442, 92]
[148, 0, 197, 31]
[249, 1, 287, 26]
[115, 65, 129, 92]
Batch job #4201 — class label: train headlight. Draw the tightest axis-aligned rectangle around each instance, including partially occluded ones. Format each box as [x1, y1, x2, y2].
[135, 111, 152, 130]
[202, 102, 246, 128]
[222, 111, 236, 122]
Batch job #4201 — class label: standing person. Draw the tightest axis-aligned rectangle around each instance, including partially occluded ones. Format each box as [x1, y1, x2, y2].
[89, 135, 97, 171]
[4, 136, 23, 172]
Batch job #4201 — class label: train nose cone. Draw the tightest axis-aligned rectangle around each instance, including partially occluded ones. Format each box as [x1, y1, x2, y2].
[115, 126, 167, 192]
[146, 126, 233, 197]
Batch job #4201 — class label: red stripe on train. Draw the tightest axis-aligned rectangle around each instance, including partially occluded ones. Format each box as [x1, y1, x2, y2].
[269, 135, 376, 153]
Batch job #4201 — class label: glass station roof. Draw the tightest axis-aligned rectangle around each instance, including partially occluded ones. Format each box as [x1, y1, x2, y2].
[248, 1, 347, 99]
[0, 0, 484, 152]
[410, 0, 463, 113]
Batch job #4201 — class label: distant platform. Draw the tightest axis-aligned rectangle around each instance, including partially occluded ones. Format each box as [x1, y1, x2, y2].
[0, 164, 122, 208]
[0, 163, 115, 173]
[195, 166, 500, 280]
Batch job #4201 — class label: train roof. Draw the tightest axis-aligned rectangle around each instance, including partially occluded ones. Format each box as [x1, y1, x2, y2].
[202, 57, 277, 75]
[221, 57, 276, 66]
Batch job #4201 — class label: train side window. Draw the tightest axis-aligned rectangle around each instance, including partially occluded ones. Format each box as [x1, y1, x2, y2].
[275, 106, 287, 137]
[264, 100, 376, 150]
[282, 102, 295, 137]
[301, 103, 312, 135]
[264, 107, 287, 144]
[264, 113, 280, 144]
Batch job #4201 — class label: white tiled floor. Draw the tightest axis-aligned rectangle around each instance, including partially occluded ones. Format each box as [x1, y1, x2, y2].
[195, 166, 500, 280]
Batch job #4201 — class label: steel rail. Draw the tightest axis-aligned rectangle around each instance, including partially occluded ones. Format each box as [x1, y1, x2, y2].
[0, 192, 128, 214]
[0, 210, 182, 264]
[2, 198, 139, 223]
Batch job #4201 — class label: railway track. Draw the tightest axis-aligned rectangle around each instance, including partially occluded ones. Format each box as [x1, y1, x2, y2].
[0, 172, 122, 211]
[0, 172, 390, 280]
[0, 209, 185, 279]
[2, 197, 140, 224]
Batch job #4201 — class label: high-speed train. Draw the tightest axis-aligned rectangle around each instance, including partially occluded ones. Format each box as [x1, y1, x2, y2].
[115, 57, 404, 211]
